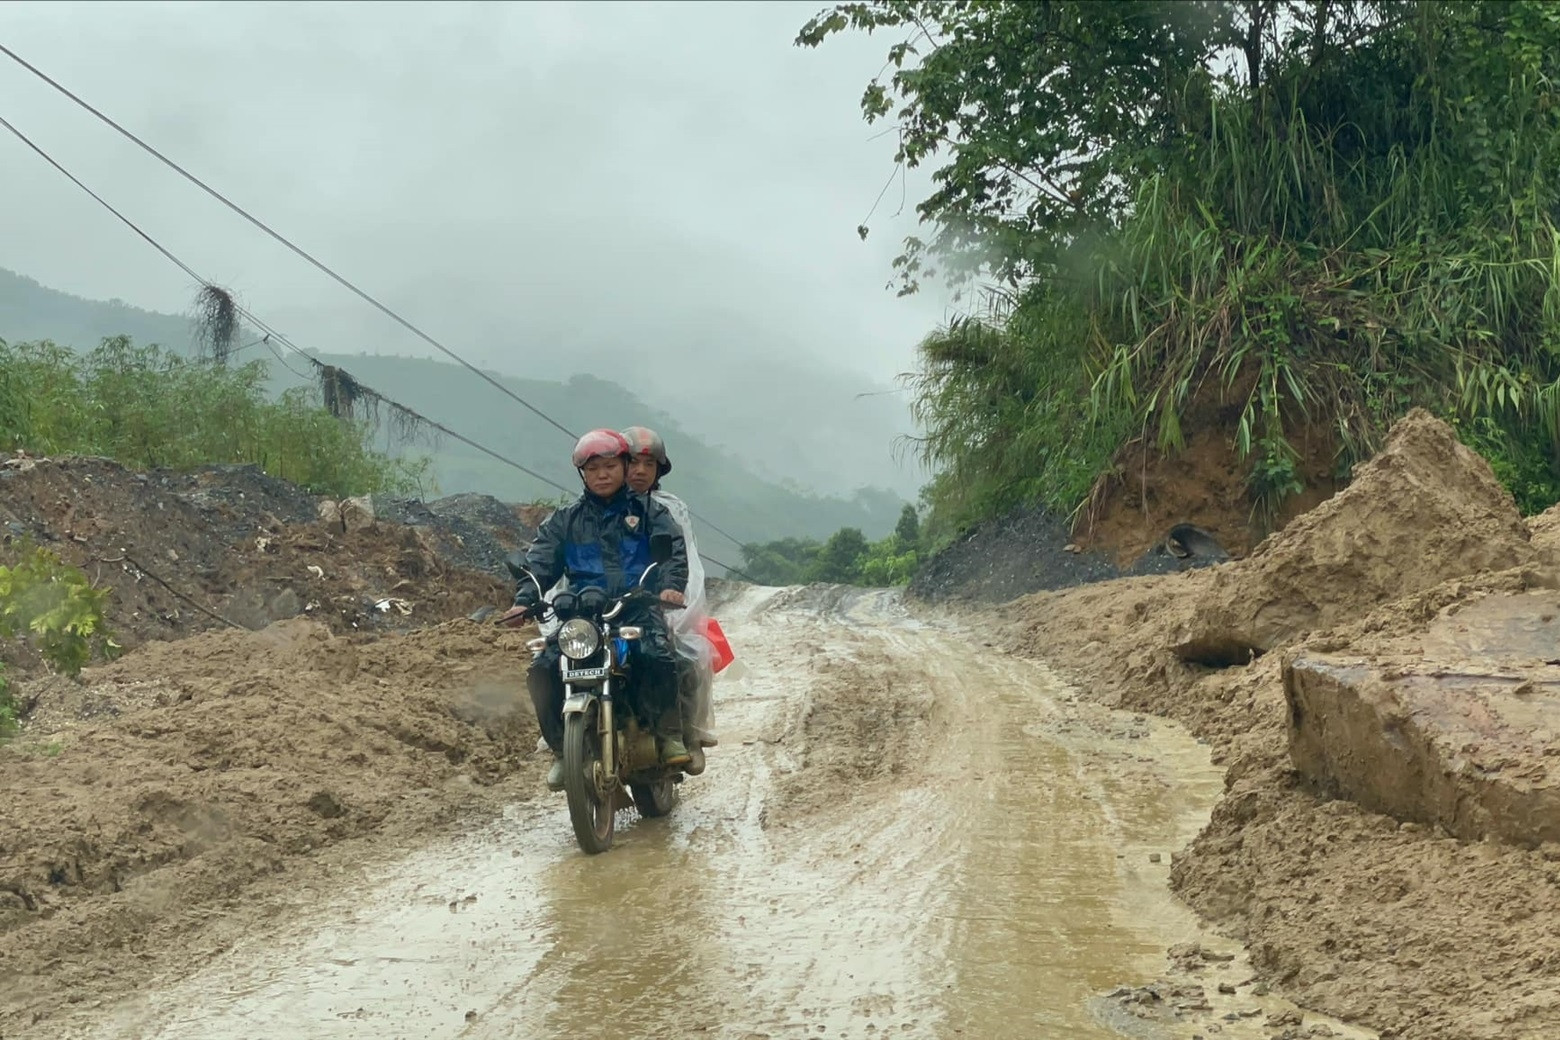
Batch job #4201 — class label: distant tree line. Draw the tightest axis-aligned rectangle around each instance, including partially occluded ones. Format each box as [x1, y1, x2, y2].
[740, 504, 922, 586]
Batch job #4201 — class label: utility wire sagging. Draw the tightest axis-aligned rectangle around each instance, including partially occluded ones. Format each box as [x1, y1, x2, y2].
[0, 41, 766, 558]
[0, 108, 759, 581]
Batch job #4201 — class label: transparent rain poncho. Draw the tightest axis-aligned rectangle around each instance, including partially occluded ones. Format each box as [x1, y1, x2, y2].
[652, 490, 717, 742]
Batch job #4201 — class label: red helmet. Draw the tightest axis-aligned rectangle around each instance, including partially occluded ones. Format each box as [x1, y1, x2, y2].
[571, 428, 630, 469]
[621, 425, 672, 476]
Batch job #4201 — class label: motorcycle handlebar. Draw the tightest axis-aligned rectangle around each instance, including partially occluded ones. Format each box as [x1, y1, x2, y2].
[495, 588, 662, 628]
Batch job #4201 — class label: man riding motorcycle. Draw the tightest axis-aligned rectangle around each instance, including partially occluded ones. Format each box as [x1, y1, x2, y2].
[499, 429, 692, 791]
[621, 425, 718, 775]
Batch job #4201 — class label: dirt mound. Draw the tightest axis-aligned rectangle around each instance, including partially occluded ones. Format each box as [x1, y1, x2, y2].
[1528, 502, 1560, 559]
[909, 505, 1225, 604]
[1287, 588, 1560, 848]
[913, 409, 1520, 610]
[0, 455, 532, 657]
[0, 617, 540, 1023]
[999, 411, 1560, 1039]
[151, 462, 322, 532]
[1168, 409, 1533, 664]
[215, 521, 509, 633]
[371, 492, 545, 576]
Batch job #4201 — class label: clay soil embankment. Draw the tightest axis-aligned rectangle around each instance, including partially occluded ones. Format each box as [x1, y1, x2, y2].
[998, 410, 1560, 1040]
[0, 456, 545, 1031]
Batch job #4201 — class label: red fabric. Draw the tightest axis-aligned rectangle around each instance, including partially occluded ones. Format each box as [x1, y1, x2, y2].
[703, 616, 734, 673]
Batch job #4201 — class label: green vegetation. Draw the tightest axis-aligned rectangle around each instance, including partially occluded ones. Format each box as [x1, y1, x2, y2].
[0, 544, 117, 737]
[0, 666, 13, 739]
[741, 505, 922, 587]
[802, 1, 1560, 535]
[1, 268, 914, 546]
[0, 336, 425, 497]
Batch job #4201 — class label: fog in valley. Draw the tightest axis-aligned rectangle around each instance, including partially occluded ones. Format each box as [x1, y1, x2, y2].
[0, 1, 949, 527]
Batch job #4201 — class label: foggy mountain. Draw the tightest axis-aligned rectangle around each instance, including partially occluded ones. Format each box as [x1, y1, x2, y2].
[261, 296, 930, 502]
[2, 2, 949, 507]
[0, 267, 911, 545]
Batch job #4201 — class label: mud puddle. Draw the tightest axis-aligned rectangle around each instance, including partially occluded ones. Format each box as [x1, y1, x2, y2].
[55, 587, 1371, 1040]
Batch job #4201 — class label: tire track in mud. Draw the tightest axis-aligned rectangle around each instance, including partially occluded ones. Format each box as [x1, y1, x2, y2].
[54, 586, 1372, 1040]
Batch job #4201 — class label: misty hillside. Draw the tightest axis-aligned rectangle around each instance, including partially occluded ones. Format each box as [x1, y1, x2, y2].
[0, 270, 200, 352]
[266, 352, 907, 546]
[263, 295, 931, 501]
[0, 268, 908, 546]
[563, 337, 926, 501]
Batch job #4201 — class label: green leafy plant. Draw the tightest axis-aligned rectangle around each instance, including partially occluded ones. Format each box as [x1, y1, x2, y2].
[0, 663, 16, 739]
[741, 527, 919, 588]
[0, 545, 118, 679]
[804, 1, 1560, 535]
[1450, 414, 1560, 515]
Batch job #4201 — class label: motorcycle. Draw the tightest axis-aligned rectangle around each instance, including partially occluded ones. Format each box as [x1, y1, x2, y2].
[503, 534, 687, 855]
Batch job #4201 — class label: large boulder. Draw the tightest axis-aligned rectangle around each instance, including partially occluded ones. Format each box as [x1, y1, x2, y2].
[1284, 586, 1560, 847]
[1170, 410, 1533, 664]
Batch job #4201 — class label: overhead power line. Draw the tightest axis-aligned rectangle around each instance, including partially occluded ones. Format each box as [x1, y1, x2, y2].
[0, 40, 577, 441]
[0, 110, 576, 497]
[1, 44, 762, 556]
[0, 108, 762, 579]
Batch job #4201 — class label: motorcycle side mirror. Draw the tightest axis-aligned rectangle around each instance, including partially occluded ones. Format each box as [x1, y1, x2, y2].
[650, 533, 675, 565]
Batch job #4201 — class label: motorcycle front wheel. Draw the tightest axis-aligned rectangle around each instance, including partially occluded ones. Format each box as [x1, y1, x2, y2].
[562, 709, 616, 854]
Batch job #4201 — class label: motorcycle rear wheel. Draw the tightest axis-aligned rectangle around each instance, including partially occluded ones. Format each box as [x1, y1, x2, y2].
[563, 709, 616, 854]
[630, 780, 678, 818]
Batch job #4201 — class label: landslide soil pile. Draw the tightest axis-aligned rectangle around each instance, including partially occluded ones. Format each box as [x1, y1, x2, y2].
[1001, 410, 1560, 1040]
[0, 455, 534, 656]
[0, 617, 540, 1029]
[0, 454, 555, 1030]
[372, 491, 548, 576]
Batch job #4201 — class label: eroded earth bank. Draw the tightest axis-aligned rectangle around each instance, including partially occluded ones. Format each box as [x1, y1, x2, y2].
[997, 410, 1560, 1040]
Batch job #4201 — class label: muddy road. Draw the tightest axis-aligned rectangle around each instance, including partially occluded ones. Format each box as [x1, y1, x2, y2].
[41, 587, 1367, 1040]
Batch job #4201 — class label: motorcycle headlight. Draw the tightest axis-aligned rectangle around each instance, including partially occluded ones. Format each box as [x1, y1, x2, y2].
[558, 618, 602, 661]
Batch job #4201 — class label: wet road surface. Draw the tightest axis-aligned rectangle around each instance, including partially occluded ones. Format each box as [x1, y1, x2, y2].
[70, 586, 1371, 1040]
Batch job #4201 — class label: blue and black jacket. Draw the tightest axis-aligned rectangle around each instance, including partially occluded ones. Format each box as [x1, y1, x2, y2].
[513, 486, 688, 609]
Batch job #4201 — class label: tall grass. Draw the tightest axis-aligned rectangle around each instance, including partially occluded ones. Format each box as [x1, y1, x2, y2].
[0, 336, 424, 496]
[913, 16, 1560, 534]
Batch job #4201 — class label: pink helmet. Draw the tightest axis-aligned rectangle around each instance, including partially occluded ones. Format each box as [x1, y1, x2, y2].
[571, 428, 630, 469]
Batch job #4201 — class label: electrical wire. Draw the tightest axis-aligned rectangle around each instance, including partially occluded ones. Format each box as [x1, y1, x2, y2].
[0, 42, 763, 556]
[0, 40, 576, 440]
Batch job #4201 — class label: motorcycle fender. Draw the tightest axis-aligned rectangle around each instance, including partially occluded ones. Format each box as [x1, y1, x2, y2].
[562, 692, 593, 716]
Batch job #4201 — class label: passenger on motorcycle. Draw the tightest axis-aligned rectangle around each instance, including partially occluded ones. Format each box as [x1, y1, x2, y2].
[499, 429, 692, 791]
[621, 425, 718, 775]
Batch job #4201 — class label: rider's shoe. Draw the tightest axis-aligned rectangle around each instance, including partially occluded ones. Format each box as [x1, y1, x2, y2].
[684, 744, 706, 775]
[658, 734, 692, 767]
[546, 756, 566, 791]
[698, 732, 719, 749]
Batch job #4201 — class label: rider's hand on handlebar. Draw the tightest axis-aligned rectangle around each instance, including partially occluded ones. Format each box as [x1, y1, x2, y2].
[659, 589, 685, 607]
[495, 604, 532, 628]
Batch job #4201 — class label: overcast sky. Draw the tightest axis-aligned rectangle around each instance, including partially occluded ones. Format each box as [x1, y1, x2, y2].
[0, 0, 949, 394]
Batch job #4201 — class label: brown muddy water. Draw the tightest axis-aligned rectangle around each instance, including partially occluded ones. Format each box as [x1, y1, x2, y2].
[62, 587, 1372, 1040]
